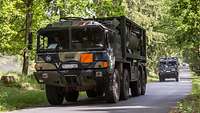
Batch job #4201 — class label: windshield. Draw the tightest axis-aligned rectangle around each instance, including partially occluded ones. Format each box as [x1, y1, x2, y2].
[168, 61, 177, 66]
[159, 61, 177, 66]
[160, 62, 166, 65]
[37, 30, 68, 50]
[37, 26, 105, 51]
[71, 27, 105, 50]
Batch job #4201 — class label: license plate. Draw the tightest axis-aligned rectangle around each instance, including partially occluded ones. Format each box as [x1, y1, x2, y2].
[62, 64, 78, 69]
[64, 75, 77, 77]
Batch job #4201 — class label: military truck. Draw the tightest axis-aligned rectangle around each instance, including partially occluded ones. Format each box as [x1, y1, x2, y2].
[158, 57, 179, 82]
[34, 16, 147, 105]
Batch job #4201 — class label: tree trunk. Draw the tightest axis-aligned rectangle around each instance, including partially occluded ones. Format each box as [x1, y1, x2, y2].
[22, 0, 32, 75]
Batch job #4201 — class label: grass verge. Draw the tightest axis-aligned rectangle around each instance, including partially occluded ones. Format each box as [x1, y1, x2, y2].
[170, 74, 200, 113]
[0, 72, 47, 111]
[0, 72, 87, 112]
[147, 71, 159, 83]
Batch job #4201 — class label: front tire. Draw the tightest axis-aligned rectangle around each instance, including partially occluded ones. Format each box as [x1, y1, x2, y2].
[106, 68, 120, 103]
[45, 85, 64, 105]
[120, 69, 130, 100]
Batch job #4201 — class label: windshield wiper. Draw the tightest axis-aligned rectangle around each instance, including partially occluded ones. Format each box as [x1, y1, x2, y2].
[86, 48, 105, 51]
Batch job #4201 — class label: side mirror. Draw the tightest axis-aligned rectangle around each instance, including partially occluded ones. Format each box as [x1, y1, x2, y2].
[28, 32, 33, 50]
[104, 30, 110, 47]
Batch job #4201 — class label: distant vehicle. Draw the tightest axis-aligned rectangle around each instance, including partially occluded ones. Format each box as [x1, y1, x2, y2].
[33, 16, 147, 105]
[182, 63, 189, 69]
[158, 57, 179, 82]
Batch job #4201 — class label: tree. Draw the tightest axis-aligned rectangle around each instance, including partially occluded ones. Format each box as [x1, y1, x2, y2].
[22, 0, 33, 75]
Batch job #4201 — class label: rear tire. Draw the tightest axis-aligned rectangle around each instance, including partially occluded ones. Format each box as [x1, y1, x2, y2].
[120, 69, 130, 100]
[159, 77, 162, 82]
[130, 70, 142, 97]
[141, 70, 146, 95]
[65, 91, 79, 102]
[176, 72, 179, 82]
[106, 68, 120, 103]
[176, 77, 179, 82]
[159, 75, 165, 82]
[45, 85, 64, 105]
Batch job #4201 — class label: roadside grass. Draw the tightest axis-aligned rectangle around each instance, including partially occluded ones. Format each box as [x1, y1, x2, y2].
[148, 71, 159, 82]
[0, 72, 87, 112]
[170, 74, 200, 113]
[0, 72, 48, 111]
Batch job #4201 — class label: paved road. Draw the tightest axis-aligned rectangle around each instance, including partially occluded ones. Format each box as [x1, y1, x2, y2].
[0, 55, 21, 73]
[4, 69, 192, 113]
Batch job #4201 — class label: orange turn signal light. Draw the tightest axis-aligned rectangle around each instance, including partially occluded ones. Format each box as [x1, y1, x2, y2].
[80, 53, 93, 63]
[95, 61, 109, 68]
[102, 61, 108, 68]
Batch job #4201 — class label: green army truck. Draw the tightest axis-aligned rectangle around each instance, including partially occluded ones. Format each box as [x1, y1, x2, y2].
[34, 16, 147, 105]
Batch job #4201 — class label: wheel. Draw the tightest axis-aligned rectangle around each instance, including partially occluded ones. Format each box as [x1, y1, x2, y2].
[106, 68, 120, 103]
[120, 69, 130, 100]
[45, 85, 64, 105]
[159, 76, 163, 82]
[141, 70, 146, 95]
[65, 91, 79, 102]
[159, 75, 165, 82]
[86, 90, 97, 98]
[176, 77, 179, 82]
[176, 72, 179, 82]
[130, 70, 142, 97]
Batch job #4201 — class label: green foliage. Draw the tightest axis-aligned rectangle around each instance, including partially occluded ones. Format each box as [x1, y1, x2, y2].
[0, 73, 47, 111]
[168, 0, 200, 72]
[0, 87, 47, 111]
[0, 0, 25, 54]
[0, 0, 198, 75]
[170, 0, 200, 47]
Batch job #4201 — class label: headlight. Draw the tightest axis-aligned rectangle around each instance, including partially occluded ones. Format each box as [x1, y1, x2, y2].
[62, 64, 78, 69]
[45, 55, 52, 62]
[94, 61, 109, 68]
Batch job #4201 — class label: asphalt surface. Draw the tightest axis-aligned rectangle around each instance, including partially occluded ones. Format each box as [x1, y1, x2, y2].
[4, 69, 192, 113]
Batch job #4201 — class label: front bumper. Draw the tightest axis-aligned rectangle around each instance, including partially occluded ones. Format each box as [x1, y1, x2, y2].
[34, 69, 109, 91]
[159, 71, 178, 78]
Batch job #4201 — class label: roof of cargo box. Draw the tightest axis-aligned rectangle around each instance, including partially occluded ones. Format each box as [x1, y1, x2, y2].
[37, 19, 112, 35]
[38, 16, 145, 35]
[83, 16, 145, 31]
[59, 16, 145, 31]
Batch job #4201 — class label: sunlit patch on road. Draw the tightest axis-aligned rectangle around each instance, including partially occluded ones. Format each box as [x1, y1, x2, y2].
[77, 105, 156, 110]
